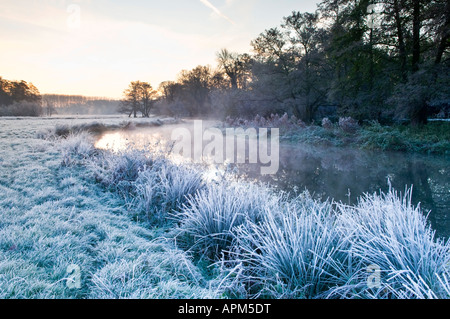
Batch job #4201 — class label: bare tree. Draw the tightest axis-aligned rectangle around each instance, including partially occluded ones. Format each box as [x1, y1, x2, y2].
[217, 49, 252, 90]
[119, 81, 155, 118]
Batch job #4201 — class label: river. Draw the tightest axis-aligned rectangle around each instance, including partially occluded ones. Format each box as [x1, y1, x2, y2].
[95, 121, 450, 239]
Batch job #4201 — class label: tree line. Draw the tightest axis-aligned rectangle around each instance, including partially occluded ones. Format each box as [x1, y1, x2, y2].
[0, 77, 42, 116]
[42, 94, 120, 116]
[124, 0, 449, 125]
[0, 78, 120, 117]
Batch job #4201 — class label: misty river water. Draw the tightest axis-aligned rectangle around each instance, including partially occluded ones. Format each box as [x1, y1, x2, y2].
[95, 122, 450, 239]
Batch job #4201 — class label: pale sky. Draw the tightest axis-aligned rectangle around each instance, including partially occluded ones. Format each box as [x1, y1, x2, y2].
[0, 0, 319, 98]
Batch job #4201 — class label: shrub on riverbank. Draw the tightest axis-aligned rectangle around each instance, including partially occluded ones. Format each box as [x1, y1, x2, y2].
[358, 121, 450, 154]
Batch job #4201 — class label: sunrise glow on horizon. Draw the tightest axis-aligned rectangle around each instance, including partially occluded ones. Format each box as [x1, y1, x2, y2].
[0, 0, 319, 99]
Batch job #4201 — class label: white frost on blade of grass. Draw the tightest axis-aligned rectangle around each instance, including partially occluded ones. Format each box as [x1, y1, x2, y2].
[89, 248, 217, 299]
[87, 149, 153, 200]
[59, 132, 97, 167]
[132, 162, 205, 224]
[330, 187, 450, 299]
[229, 195, 346, 299]
[217, 188, 450, 299]
[175, 182, 282, 261]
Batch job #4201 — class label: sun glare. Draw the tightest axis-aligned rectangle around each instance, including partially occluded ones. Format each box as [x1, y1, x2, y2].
[94, 132, 128, 152]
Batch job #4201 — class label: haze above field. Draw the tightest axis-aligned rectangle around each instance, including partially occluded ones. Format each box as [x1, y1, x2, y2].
[0, 0, 319, 99]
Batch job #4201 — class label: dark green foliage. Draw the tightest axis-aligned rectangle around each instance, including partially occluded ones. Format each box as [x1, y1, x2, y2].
[359, 121, 450, 154]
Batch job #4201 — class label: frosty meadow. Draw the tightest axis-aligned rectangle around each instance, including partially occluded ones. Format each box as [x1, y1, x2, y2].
[171, 120, 280, 175]
[1, 0, 449, 301]
[0, 117, 449, 299]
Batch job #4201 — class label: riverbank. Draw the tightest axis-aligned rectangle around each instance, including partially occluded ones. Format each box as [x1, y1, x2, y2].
[1, 117, 449, 299]
[284, 121, 450, 155]
[224, 115, 450, 155]
[52, 129, 450, 299]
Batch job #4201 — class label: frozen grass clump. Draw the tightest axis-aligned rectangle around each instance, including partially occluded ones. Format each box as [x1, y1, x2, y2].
[59, 132, 97, 167]
[322, 117, 333, 129]
[132, 161, 205, 224]
[175, 182, 280, 261]
[215, 188, 450, 299]
[87, 148, 205, 223]
[338, 117, 359, 134]
[386, 272, 450, 299]
[326, 187, 450, 299]
[54, 130, 204, 224]
[88, 149, 154, 200]
[36, 128, 57, 140]
[228, 194, 348, 299]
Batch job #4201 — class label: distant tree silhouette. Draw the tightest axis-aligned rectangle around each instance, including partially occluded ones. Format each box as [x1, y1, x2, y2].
[119, 81, 156, 118]
[42, 94, 119, 115]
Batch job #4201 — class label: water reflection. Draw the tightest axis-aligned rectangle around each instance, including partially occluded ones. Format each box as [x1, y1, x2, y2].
[95, 127, 450, 239]
[95, 131, 166, 153]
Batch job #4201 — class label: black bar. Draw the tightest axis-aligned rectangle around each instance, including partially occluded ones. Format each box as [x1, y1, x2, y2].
[0, 299, 443, 318]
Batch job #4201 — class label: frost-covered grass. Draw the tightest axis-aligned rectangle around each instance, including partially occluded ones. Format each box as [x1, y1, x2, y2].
[133, 163, 205, 224]
[174, 182, 282, 261]
[60, 132, 98, 167]
[228, 195, 347, 299]
[328, 188, 450, 299]
[0, 117, 221, 299]
[220, 188, 449, 299]
[1, 117, 449, 299]
[85, 148, 205, 224]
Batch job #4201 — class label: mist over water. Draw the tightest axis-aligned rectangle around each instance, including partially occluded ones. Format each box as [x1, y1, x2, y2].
[96, 124, 450, 238]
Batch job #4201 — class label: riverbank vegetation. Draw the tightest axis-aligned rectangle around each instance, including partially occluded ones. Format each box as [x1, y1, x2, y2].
[111, 0, 450, 155]
[221, 113, 450, 155]
[9, 128, 446, 299]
